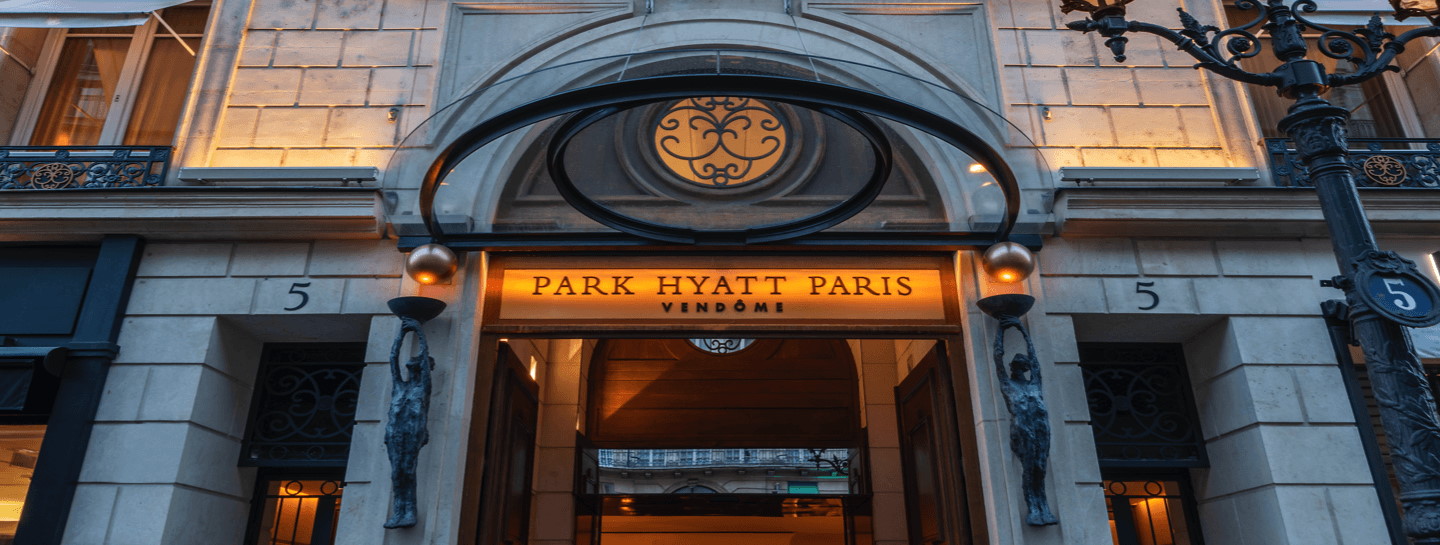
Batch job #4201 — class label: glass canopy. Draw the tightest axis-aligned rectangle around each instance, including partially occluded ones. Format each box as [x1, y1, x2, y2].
[383, 49, 1051, 247]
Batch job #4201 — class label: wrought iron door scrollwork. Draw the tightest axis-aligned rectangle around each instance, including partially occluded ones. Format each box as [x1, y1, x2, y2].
[688, 338, 754, 354]
[244, 345, 365, 466]
[1079, 344, 1205, 465]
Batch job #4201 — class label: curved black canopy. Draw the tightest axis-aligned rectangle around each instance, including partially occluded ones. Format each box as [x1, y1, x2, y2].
[386, 50, 1048, 249]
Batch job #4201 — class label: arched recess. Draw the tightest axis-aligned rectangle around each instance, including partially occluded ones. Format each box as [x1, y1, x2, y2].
[585, 339, 860, 449]
[385, 10, 1049, 248]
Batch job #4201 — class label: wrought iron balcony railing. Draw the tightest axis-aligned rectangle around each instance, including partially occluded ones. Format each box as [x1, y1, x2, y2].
[0, 146, 170, 190]
[1266, 138, 1440, 188]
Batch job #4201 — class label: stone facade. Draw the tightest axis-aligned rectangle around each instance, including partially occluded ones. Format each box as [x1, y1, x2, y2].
[1, 0, 1437, 544]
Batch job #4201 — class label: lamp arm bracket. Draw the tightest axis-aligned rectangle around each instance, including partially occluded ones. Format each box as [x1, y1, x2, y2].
[1330, 25, 1440, 85]
[1073, 15, 1281, 86]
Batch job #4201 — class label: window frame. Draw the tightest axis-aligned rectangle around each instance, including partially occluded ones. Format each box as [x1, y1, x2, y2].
[1101, 469, 1207, 545]
[242, 468, 346, 545]
[8, 5, 206, 147]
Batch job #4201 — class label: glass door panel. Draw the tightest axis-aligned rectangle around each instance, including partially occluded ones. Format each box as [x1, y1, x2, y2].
[122, 36, 200, 146]
[29, 37, 132, 146]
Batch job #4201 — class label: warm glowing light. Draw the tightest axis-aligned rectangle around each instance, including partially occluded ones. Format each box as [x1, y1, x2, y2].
[1131, 497, 1175, 545]
[405, 243, 458, 285]
[0, 501, 22, 522]
[968, 163, 987, 173]
[982, 242, 1035, 283]
[655, 97, 786, 187]
[499, 266, 947, 321]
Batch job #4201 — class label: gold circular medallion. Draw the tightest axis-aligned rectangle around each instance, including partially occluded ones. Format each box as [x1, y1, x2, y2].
[29, 163, 76, 189]
[1362, 155, 1407, 186]
[654, 97, 786, 187]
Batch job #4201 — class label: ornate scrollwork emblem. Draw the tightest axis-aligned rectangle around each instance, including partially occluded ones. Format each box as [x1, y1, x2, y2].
[654, 97, 786, 187]
[29, 163, 76, 189]
[1363, 155, 1407, 186]
[688, 338, 754, 354]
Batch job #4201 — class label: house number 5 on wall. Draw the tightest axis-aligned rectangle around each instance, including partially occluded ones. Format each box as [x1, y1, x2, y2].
[1135, 281, 1159, 310]
[285, 282, 311, 311]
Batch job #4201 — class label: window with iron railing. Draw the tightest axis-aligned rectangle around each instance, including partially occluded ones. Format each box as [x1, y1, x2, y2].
[0, 4, 207, 190]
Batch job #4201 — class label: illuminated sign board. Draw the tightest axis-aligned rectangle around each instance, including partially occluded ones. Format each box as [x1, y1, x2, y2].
[488, 256, 954, 324]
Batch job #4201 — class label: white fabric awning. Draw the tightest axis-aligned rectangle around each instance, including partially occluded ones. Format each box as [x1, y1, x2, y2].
[1416, 324, 1440, 359]
[0, 0, 187, 28]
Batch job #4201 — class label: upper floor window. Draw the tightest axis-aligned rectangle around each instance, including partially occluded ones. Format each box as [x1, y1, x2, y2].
[6, 4, 207, 147]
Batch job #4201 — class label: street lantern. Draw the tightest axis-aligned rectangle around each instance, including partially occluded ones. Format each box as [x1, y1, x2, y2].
[1392, 0, 1440, 23]
[1059, 1, 1440, 543]
[1058, 0, 1133, 16]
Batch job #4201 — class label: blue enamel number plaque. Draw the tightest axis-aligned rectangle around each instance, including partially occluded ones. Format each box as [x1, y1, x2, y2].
[1363, 274, 1440, 328]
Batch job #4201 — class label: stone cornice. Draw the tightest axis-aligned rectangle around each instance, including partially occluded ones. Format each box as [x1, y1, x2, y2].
[0, 188, 384, 241]
[1056, 187, 1440, 238]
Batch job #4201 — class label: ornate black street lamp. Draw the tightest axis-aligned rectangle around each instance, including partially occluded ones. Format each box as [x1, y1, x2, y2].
[1059, 0, 1440, 541]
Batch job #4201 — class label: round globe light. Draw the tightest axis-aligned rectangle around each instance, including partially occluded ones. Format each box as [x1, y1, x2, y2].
[405, 243, 458, 285]
[982, 242, 1036, 283]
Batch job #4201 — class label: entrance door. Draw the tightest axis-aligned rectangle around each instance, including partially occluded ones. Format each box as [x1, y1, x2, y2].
[896, 345, 973, 545]
[476, 344, 540, 545]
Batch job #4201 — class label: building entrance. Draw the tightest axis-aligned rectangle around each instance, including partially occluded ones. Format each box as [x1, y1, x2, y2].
[579, 338, 863, 545]
[469, 336, 982, 545]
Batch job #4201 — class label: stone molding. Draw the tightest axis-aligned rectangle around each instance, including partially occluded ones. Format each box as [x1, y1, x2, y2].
[1056, 187, 1440, 238]
[0, 188, 383, 241]
[1059, 167, 1261, 186]
[176, 166, 379, 186]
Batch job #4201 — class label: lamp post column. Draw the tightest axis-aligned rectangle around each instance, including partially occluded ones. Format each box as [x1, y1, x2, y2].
[1061, 2, 1440, 539]
[1283, 93, 1440, 542]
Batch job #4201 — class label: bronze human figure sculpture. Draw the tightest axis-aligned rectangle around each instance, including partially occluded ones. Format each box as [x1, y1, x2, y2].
[979, 294, 1059, 526]
[383, 297, 446, 529]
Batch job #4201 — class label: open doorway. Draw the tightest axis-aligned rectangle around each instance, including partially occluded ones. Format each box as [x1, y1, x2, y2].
[580, 338, 862, 545]
[470, 337, 982, 545]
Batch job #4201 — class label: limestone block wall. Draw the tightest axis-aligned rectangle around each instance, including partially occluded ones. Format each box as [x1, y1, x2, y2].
[990, 0, 1261, 169]
[1034, 236, 1392, 544]
[62, 240, 404, 544]
[849, 340, 917, 545]
[513, 338, 586, 545]
[209, 0, 444, 168]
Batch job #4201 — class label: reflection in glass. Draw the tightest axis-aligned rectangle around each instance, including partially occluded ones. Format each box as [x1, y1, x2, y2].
[123, 37, 201, 146]
[0, 426, 44, 542]
[123, 6, 208, 146]
[30, 37, 132, 146]
[596, 449, 851, 495]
